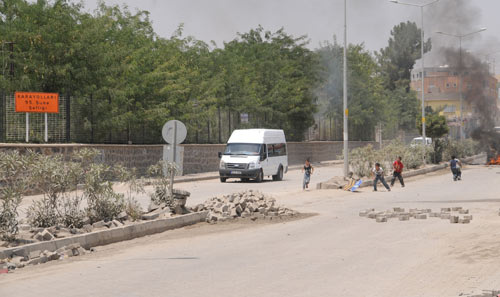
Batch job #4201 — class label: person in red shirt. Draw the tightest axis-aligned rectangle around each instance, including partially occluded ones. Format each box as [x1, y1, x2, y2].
[390, 156, 405, 187]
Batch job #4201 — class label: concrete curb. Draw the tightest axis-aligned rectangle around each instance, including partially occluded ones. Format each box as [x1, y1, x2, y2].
[317, 153, 486, 190]
[0, 211, 208, 259]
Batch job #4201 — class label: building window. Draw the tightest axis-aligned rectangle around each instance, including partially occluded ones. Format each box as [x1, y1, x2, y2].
[446, 83, 450, 88]
[453, 83, 457, 88]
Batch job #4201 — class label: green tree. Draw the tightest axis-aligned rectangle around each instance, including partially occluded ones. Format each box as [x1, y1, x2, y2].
[417, 112, 449, 163]
[377, 21, 431, 90]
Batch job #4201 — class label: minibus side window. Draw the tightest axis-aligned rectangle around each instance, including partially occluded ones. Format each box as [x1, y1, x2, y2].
[260, 144, 267, 161]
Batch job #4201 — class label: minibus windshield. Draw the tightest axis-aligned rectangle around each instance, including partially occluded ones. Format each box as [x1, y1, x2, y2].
[224, 143, 261, 156]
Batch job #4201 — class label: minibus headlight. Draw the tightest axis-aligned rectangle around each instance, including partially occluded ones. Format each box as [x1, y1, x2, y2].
[219, 160, 225, 169]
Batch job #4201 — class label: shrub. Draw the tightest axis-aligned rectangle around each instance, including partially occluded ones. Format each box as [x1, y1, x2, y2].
[348, 140, 432, 177]
[148, 161, 178, 205]
[0, 151, 37, 240]
[442, 139, 480, 161]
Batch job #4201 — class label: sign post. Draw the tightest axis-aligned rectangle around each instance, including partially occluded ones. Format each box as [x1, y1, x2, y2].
[15, 92, 59, 143]
[26, 113, 29, 143]
[162, 120, 187, 198]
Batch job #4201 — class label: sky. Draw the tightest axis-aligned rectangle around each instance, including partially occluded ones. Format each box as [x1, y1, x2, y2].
[81, 0, 500, 73]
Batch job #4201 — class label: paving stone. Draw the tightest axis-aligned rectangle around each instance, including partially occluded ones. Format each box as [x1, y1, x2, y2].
[12, 248, 28, 258]
[112, 220, 123, 227]
[116, 212, 128, 221]
[29, 250, 41, 259]
[440, 213, 451, 219]
[359, 210, 369, 217]
[92, 220, 107, 229]
[458, 218, 470, 224]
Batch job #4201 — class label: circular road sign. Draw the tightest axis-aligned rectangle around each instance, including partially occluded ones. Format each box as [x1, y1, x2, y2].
[162, 120, 187, 144]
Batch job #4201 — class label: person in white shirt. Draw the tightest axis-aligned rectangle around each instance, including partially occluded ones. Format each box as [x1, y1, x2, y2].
[371, 162, 391, 192]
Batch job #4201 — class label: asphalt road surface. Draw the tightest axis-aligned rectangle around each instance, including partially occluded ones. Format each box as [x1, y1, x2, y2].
[3, 165, 500, 297]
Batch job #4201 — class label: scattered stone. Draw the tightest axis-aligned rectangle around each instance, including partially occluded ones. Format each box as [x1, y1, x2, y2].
[141, 207, 171, 220]
[12, 248, 28, 258]
[376, 216, 387, 223]
[82, 217, 91, 225]
[82, 224, 93, 233]
[92, 221, 107, 229]
[112, 220, 123, 227]
[18, 224, 31, 232]
[458, 218, 470, 224]
[117, 211, 128, 221]
[450, 216, 459, 224]
[359, 210, 369, 217]
[34, 229, 54, 241]
[148, 201, 160, 212]
[202, 190, 295, 222]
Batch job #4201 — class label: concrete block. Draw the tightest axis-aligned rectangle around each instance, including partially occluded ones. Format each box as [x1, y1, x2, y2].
[452, 207, 463, 211]
[449, 216, 459, 224]
[393, 207, 404, 213]
[429, 212, 439, 217]
[92, 221, 107, 229]
[359, 210, 369, 217]
[29, 250, 41, 259]
[441, 208, 451, 212]
[376, 216, 387, 223]
[458, 209, 469, 214]
[12, 248, 28, 258]
[463, 215, 473, 220]
[458, 218, 470, 224]
[415, 214, 427, 219]
[440, 213, 451, 219]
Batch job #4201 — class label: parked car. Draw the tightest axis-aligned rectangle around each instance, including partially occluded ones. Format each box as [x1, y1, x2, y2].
[410, 137, 432, 146]
[218, 129, 288, 183]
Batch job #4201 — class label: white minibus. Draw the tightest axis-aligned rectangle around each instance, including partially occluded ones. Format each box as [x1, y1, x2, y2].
[218, 129, 288, 182]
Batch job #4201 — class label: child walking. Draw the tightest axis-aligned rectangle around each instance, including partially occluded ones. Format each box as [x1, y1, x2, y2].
[302, 159, 314, 190]
[372, 162, 391, 192]
[450, 155, 462, 181]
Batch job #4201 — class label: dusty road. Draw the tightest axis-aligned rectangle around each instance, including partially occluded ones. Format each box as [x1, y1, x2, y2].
[3, 165, 500, 297]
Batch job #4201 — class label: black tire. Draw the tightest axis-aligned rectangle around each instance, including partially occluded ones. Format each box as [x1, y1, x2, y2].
[241, 178, 250, 182]
[220, 177, 227, 183]
[272, 166, 283, 181]
[255, 169, 263, 183]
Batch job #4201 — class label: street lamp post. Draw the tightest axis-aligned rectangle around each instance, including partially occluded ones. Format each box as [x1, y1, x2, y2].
[343, 0, 348, 177]
[436, 28, 486, 140]
[390, 0, 438, 164]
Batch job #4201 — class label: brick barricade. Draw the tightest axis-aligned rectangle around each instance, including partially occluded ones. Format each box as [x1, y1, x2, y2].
[0, 141, 377, 175]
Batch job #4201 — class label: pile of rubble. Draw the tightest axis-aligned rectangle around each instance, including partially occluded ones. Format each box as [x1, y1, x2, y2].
[359, 207, 473, 224]
[194, 190, 297, 222]
[0, 242, 90, 272]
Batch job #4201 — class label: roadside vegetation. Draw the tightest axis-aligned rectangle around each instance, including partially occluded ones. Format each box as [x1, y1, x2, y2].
[1, 1, 431, 142]
[0, 149, 176, 242]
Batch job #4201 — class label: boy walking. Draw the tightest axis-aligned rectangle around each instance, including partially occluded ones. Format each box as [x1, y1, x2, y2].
[372, 163, 390, 192]
[450, 155, 462, 181]
[302, 159, 314, 190]
[390, 156, 405, 187]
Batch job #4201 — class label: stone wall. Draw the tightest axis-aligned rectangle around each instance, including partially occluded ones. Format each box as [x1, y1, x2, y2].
[0, 141, 377, 175]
